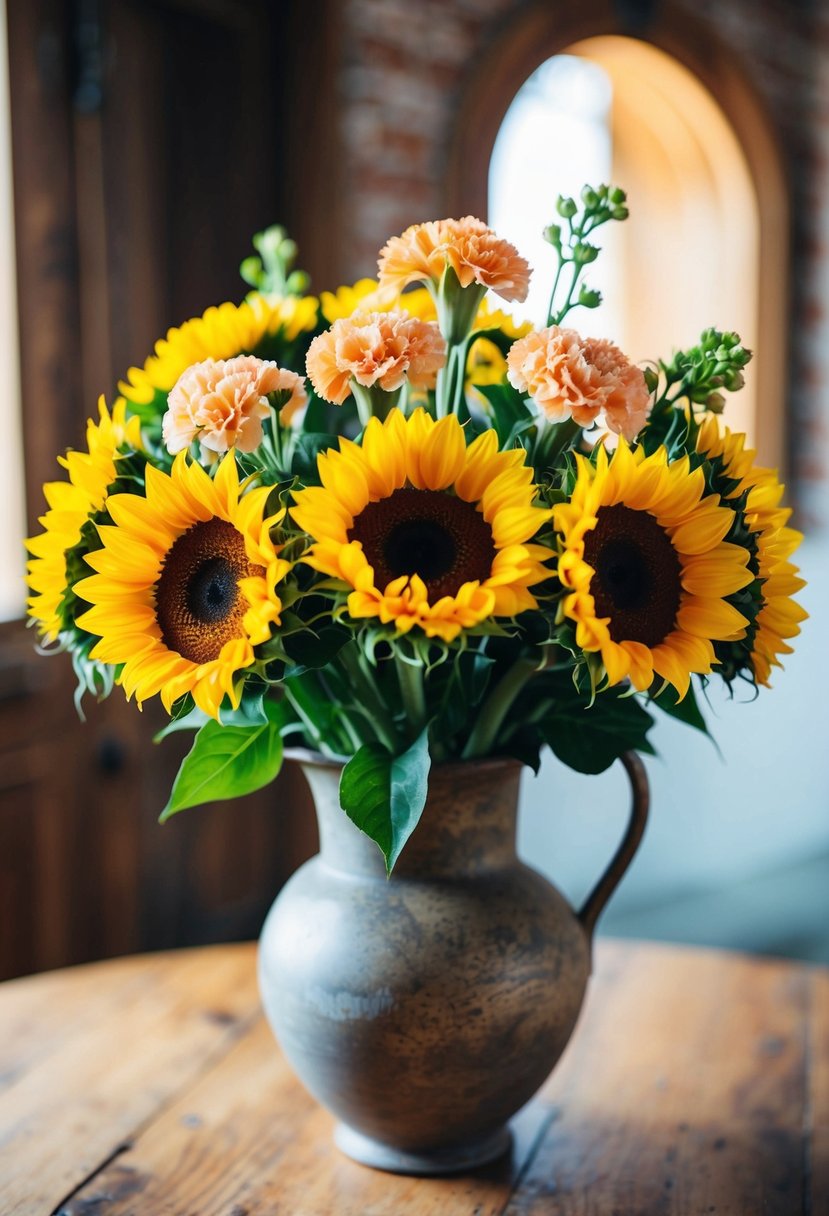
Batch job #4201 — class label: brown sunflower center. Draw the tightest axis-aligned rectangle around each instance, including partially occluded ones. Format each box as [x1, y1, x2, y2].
[348, 487, 496, 600]
[583, 504, 681, 648]
[155, 518, 263, 664]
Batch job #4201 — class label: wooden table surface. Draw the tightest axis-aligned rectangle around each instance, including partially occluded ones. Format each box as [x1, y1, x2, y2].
[0, 939, 825, 1215]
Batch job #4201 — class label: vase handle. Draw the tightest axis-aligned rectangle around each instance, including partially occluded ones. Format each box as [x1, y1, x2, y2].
[577, 751, 650, 943]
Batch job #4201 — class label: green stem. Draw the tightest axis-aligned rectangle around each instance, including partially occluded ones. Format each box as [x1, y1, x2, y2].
[336, 644, 399, 753]
[282, 684, 339, 758]
[546, 258, 565, 327]
[461, 658, 539, 759]
[395, 653, 427, 734]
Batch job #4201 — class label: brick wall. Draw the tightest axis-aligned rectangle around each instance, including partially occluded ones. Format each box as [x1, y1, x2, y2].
[334, 0, 828, 526]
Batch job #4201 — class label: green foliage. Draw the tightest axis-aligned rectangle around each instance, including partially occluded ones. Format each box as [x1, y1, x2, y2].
[476, 382, 536, 450]
[651, 682, 709, 734]
[338, 729, 431, 873]
[539, 689, 656, 775]
[160, 700, 286, 820]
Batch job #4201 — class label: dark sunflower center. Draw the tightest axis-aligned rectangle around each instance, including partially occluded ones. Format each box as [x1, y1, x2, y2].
[583, 504, 681, 648]
[155, 518, 264, 664]
[187, 557, 238, 623]
[348, 487, 496, 600]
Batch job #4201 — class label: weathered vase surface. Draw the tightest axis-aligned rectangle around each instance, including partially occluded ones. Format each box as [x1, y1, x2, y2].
[258, 756, 592, 1166]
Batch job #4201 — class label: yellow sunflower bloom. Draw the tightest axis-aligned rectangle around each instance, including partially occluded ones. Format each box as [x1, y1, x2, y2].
[697, 416, 807, 686]
[118, 293, 319, 410]
[290, 408, 552, 642]
[26, 398, 142, 641]
[554, 439, 754, 698]
[74, 454, 290, 719]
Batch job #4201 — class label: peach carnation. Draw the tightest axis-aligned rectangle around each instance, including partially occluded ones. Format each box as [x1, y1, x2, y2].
[506, 326, 650, 439]
[306, 311, 446, 405]
[378, 217, 530, 304]
[163, 356, 306, 457]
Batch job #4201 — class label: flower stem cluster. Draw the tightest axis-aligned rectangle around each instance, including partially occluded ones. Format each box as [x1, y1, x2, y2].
[543, 184, 628, 326]
[240, 224, 311, 297]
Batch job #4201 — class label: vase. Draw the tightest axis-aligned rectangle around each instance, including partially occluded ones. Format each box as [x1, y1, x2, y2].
[258, 750, 649, 1175]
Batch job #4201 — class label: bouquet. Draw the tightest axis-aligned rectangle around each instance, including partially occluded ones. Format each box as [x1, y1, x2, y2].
[26, 186, 807, 872]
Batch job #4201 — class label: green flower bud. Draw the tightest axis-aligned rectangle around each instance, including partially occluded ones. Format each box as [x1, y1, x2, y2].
[707, 392, 726, 414]
[556, 195, 578, 219]
[578, 285, 602, 308]
[643, 367, 659, 393]
[573, 242, 599, 264]
[609, 186, 627, 205]
[611, 206, 629, 221]
[543, 224, 562, 247]
[725, 370, 745, 392]
[581, 186, 599, 208]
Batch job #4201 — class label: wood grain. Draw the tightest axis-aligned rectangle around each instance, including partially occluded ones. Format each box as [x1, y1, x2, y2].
[0, 940, 824, 1215]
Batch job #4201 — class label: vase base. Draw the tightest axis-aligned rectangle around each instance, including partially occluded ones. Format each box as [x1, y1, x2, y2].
[334, 1122, 512, 1176]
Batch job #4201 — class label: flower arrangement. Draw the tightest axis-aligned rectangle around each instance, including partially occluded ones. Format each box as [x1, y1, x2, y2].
[26, 188, 807, 872]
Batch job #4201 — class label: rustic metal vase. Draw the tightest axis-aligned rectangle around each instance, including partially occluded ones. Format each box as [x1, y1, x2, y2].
[258, 751, 649, 1175]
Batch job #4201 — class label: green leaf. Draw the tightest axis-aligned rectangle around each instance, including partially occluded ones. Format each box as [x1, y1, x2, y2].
[154, 701, 209, 742]
[339, 729, 431, 873]
[160, 700, 285, 820]
[283, 624, 351, 675]
[291, 432, 337, 483]
[540, 691, 656, 775]
[476, 383, 535, 450]
[652, 681, 710, 734]
[219, 683, 268, 727]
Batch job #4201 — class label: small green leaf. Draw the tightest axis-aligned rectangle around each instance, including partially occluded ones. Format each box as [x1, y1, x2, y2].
[154, 702, 209, 742]
[160, 700, 284, 820]
[283, 624, 351, 675]
[540, 691, 656, 775]
[652, 681, 710, 734]
[291, 432, 337, 483]
[218, 683, 269, 727]
[339, 729, 431, 873]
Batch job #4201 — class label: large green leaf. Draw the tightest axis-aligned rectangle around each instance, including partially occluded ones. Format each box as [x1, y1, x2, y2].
[339, 729, 431, 873]
[160, 700, 284, 821]
[540, 691, 655, 775]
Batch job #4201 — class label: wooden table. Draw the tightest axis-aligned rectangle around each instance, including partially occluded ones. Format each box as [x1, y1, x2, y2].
[0, 940, 825, 1215]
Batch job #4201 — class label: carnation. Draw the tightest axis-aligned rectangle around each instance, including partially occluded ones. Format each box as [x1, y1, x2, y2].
[306, 311, 446, 405]
[378, 217, 530, 304]
[163, 355, 305, 457]
[506, 326, 650, 438]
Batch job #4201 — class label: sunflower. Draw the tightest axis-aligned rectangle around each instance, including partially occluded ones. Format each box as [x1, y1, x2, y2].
[290, 408, 552, 642]
[554, 440, 754, 698]
[74, 454, 290, 718]
[118, 293, 318, 411]
[26, 398, 142, 642]
[696, 417, 807, 686]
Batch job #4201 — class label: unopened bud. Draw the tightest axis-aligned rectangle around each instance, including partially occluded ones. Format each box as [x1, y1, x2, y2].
[707, 392, 726, 414]
[543, 223, 562, 247]
[609, 186, 627, 205]
[556, 195, 578, 219]
[574, 242, 599, 264]
[578, 285, 602, 308]
[611, 206, 629, 221]
[581, 186, 599, 208]
[725, 370, 745, 392]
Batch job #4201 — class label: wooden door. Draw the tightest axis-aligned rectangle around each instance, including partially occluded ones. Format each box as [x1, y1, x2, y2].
[1, 0, 342, 980]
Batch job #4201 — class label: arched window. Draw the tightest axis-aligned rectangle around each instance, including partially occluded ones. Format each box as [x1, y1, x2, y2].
[448, 21, 788, 468]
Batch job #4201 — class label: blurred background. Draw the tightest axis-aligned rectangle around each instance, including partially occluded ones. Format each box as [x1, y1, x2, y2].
[0, 0, 826, 981]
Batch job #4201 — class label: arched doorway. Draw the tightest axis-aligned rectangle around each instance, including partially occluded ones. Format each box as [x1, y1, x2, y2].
[446, 14, 788, 468]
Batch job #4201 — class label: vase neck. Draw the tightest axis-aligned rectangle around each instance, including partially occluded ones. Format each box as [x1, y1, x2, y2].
[298, 759, 522, 880]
